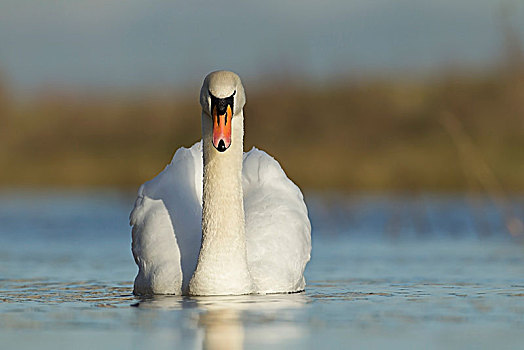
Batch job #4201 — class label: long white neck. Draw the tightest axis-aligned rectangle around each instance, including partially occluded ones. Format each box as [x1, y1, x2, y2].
[188, 111, 254, 295]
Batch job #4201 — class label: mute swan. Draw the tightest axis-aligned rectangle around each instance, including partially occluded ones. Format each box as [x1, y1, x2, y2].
[130, 71, 311, 296]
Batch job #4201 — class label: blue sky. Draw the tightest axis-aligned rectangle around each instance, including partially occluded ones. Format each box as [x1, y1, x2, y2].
[0, 0, 523, 93]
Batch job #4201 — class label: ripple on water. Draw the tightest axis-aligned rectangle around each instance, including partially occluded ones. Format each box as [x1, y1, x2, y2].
[1, 193, 524, 348]
[0, 279, 135, 306]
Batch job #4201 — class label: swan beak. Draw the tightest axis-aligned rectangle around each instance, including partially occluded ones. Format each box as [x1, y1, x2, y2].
[212, 104, 232, 152]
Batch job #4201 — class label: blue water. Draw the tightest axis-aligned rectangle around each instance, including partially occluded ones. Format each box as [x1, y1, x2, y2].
[1, 190, 524, 349]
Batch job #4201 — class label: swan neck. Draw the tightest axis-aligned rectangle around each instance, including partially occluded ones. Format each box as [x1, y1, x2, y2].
[189, 111, 253, 295]
[201, 111, 244, 241]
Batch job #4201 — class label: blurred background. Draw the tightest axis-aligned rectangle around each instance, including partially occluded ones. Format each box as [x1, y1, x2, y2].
[2, 2, 524, 349]
[0, 0, 522, 193]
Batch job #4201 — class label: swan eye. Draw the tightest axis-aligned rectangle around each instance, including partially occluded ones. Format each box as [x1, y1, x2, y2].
[208, 90, 235, 117]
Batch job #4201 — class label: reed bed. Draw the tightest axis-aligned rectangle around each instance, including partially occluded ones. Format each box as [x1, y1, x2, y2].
[0, 69, 522, 193]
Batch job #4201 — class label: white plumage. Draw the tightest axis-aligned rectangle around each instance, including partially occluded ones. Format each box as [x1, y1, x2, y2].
[130, 71, 311, 296]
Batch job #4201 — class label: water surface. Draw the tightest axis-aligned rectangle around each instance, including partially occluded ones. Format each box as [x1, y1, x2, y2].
[1, 191, 523, 349]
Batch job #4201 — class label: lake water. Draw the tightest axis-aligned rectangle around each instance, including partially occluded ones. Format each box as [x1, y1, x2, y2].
[1, 190, 524, 349]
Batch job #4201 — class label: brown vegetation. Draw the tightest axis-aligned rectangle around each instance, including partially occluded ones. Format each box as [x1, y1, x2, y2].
[0, 68, 523, 192]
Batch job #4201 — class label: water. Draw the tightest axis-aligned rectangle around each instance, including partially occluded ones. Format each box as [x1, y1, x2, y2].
[1, 190, 524, 349]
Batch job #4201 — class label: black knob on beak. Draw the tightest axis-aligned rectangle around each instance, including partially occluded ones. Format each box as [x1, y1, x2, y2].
[217, 139, 226, 152]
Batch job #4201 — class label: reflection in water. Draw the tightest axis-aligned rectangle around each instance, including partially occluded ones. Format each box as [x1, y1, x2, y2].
[201, 310, 243, 350]
[133, 293, 308, 350]
[1, 193, 524, 349]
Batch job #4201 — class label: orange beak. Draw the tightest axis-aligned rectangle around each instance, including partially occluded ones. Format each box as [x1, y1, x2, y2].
[212, 104, 232, 152]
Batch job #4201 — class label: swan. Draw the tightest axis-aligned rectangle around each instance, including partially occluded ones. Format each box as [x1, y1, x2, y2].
[130, 71, 311, 296]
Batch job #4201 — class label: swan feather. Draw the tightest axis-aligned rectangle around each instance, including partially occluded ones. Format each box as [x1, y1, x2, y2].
[131, 141, 311, 295]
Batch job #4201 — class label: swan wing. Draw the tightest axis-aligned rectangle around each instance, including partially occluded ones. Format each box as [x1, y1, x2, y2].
[130, 141, 203, 295]
[242, 148, 312, 293]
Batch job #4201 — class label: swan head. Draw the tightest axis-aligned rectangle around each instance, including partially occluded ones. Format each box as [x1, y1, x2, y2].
[200, 71, 246, 152]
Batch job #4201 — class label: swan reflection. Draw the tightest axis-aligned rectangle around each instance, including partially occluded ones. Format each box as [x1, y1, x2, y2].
[133, 293, 308, 349]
